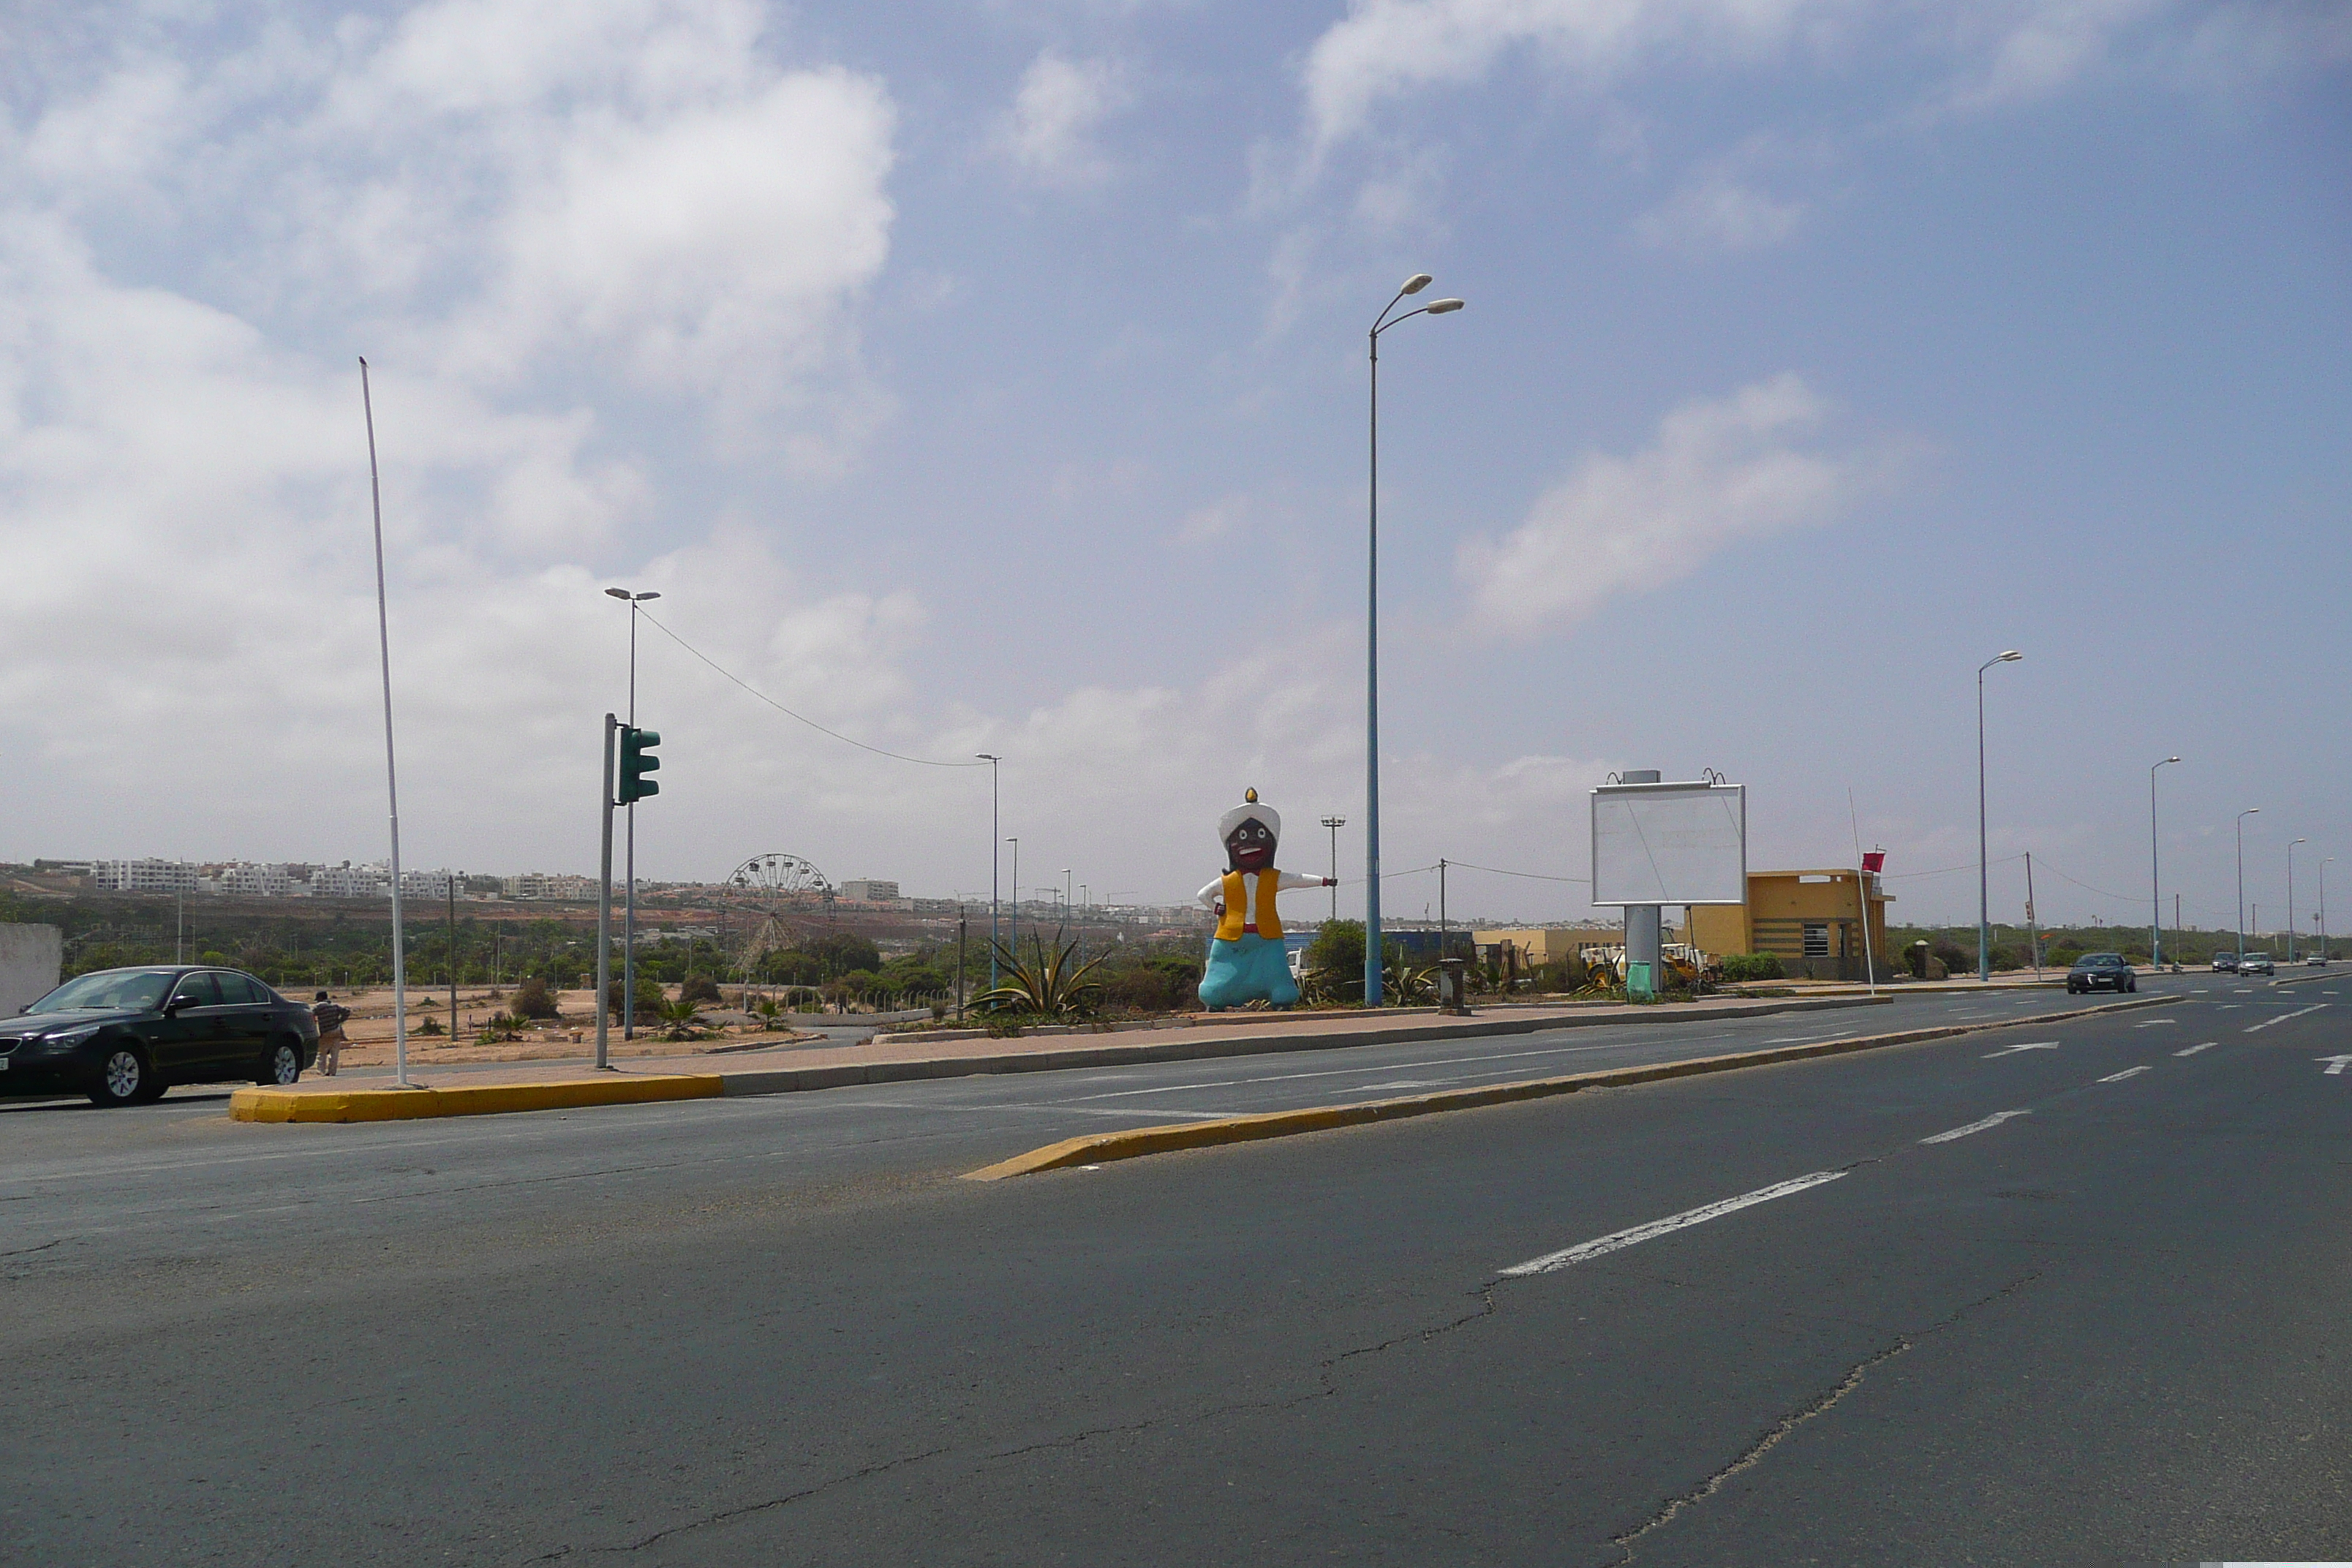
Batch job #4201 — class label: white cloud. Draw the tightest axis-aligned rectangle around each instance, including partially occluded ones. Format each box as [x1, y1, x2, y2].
[1458, 374, 1885, 638]
[1300, 0, 1834, 159]
[1634, 172, 1805, 252]
[993, 52, 1131, 186]
[1294, 0, 2291, 160]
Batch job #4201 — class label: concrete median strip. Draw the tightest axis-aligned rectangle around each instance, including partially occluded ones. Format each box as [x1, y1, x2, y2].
[960, 994, 2168, 1180]
[230, 1074, 723, 1123]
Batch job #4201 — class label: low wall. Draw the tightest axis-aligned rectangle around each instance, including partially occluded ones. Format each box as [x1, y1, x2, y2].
[0, 924, 63, 1016]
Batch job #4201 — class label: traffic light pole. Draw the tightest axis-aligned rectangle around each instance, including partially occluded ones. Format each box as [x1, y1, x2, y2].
[596, 713, 616, 1071]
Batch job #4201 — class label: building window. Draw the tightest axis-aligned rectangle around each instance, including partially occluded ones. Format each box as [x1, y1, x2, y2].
[1801, 923, 1830, 957]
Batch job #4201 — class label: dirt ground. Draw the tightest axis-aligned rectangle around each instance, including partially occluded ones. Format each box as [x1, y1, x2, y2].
[313, 985, 812, 1065]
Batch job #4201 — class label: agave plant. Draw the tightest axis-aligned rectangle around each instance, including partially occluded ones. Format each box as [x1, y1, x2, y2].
[971, 929, 1109, 1020]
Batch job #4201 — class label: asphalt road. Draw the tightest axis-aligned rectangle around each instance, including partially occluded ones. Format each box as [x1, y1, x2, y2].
[4, 973, 2345, 1564]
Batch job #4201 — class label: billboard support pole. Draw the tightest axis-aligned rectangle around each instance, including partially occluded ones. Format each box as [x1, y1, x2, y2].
[1620, 770, 1662, 998]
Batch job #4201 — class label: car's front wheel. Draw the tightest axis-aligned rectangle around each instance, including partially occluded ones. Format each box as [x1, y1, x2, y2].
[88, 1044, 159, 1108]
[2125, 976, 2137, 992]
[257, 1038, 302, 1087]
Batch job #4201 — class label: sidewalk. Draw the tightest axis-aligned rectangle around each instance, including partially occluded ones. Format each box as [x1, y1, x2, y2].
[230, 992, 1891, 1123]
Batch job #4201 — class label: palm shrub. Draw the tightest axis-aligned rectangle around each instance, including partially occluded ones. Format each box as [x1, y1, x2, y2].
[652, 998, 707, 1041]
[971, 930, 1109, 1021]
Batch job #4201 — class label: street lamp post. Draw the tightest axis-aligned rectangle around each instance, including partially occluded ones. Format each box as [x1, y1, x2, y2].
[2236, 808, 2260, 960]
[1063, 870, 1072, 928]
[2149, 756, 2179, 968]
[605, 587, 660, 1038]
[976, 754, 1000, 991]
[1321, 815, 1347, 924]
[1006, 837, 1019, 948]
[1977, 650, 2024, 982]
[2288, 838, 2307, 962]
[1365, 274, 1464, 1006]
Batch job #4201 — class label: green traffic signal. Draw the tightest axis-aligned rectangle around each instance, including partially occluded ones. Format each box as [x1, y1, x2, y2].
[619, 725, 661, 804]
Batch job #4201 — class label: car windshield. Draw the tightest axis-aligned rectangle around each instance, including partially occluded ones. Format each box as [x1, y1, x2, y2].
[2076, 954, 2122, 965]
[28, 969, 177, 1014]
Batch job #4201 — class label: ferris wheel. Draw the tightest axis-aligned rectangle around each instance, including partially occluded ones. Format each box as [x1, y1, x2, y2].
[723, 853, 833, 981]
[725, 853, 833, 905]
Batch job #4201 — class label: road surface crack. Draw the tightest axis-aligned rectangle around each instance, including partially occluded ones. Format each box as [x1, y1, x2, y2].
[0, 1237, 64, 1259]
[577, 1446, 954, 1556]
[1608, 1270, 2039, 1563]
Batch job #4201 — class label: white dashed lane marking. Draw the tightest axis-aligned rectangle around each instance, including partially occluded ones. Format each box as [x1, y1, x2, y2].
[2097, 1066, 2153, 1082]
[2175, 1042, 2216, 1057]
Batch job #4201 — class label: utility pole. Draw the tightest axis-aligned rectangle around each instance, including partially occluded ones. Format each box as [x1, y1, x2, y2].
[2024, 851, 2040, 975]
[2288, 839, 2307, 963]
[447, 872, 458, 1040]
[956, 907, 968, 1022]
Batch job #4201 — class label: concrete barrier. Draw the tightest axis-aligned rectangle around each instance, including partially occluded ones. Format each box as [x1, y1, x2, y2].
[0, 924, 62, 1017]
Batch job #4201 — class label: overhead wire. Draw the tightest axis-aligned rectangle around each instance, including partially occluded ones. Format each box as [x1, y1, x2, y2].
[636, 608, 986, 769]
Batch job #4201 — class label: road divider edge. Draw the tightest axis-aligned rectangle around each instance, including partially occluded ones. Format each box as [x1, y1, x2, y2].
[960, 994, 2170, 1180]
[230, 1074, 724, 1123]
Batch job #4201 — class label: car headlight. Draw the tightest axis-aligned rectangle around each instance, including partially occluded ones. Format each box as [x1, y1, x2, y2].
[37, 1024, 102, 1049]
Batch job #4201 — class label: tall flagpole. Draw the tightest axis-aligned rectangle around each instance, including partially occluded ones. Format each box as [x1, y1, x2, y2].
[360, 358, 412, 1088]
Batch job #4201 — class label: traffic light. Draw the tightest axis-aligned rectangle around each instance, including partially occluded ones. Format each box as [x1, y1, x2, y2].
[619, 726, 661, 804]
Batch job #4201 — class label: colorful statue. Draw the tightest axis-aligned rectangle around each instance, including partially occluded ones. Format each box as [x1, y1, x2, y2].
[1196, 789, 1335, 1010]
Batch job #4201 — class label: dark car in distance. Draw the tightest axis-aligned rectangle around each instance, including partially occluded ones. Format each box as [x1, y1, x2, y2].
[2211, 951, 2240, 973]
[0, 966, 318, 1107]
[2066, 953, 2138, 994]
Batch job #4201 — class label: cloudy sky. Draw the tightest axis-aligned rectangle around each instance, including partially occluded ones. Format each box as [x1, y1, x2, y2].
[1, 0, 2346, 932]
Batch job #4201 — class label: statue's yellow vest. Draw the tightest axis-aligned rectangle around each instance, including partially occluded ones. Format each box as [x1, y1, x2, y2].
[1215, 869, 1284, 942]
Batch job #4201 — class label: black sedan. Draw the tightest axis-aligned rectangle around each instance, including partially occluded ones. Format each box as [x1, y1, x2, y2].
[0, 966, 318, 1107]
[2066, 953, 2139, 994]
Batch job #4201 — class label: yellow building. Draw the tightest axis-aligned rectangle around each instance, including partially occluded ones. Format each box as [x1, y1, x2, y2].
[1688, 870, 1893, 981]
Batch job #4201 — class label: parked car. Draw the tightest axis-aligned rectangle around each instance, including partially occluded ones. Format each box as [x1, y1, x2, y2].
[2211, 952, 2240, 973]
[2306, 954, 2330, 967]
[2066, 953, 2138, 994]
[2239, 953, 2277, 976]
[0, 966, 318, 1107]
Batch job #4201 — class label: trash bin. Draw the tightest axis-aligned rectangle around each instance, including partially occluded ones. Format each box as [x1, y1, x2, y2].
[1436, 957, 1470, 1015]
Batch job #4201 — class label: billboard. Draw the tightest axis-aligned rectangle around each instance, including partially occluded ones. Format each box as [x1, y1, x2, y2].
[1591, 783, 1746, 906]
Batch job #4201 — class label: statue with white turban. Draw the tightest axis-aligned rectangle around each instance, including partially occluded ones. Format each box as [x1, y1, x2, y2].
[1196, 789, 1335, 1010]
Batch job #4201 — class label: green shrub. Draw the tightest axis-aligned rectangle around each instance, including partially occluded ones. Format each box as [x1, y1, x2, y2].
[679, 974, 722, 1005]
[510, 976, 559, 1019]
[1718, 953, 1785, 982]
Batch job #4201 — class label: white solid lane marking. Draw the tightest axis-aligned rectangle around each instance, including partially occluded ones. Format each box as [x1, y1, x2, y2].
[2174, 1042, 2216, 1057]
[1501, 1171, 1847, 1277]
[2245, 1003, 2329, 1035]
[1920, 1109, 2032, 1144]
[1983, 1041, 2060, 1058]
[2318, 1055, 2352, 1076]
[2097, 1066, 2152, 1082]
[2133, 1019, 2177, 1027]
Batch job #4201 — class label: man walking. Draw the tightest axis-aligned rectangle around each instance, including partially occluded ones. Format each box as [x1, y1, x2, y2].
[312, 990, 351, 1077]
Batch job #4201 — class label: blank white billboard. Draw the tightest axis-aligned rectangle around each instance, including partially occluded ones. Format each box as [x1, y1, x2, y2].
[1591, 783, 1746, 905]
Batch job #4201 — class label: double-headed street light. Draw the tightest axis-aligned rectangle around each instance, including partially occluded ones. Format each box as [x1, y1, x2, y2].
[1321, 815, 1347, 923]
[2288, 837, 2308, 962]
[2236, 807, 2260, 960]
[2322, 857, 2334, 962]
[2149, 756, 2179, 968]
[1977, 649, 2023, 982]
[605, 586, 660, 1038]
[1365, 273, 1464, 1006]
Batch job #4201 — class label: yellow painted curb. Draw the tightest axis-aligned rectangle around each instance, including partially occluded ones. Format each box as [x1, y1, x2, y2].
[962, 994, 2167, 1180]
[230, 1074, 723, 1124]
